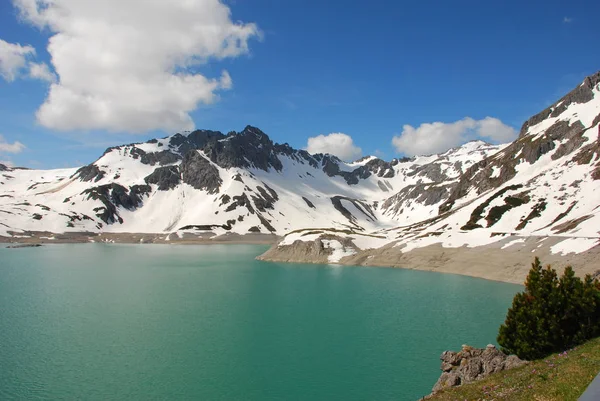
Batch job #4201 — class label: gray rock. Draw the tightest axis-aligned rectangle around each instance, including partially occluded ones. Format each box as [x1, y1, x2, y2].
[140, 150, 181, 166]
[144, 166, 181, 190]
[431, 344, 527, 394]
[225, 193, 255, 214]
[201, 126, 284, 172]
[81, 183, 151, 224]
[74, 164, 106, 182]
[180, 151, 222, 194]
[7, 243, 43, 248]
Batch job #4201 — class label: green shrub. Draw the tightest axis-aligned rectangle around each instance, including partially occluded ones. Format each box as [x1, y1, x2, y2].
[497, 257, 600, 360]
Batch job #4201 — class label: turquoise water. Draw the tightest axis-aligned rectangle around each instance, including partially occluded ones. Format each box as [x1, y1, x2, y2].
[0, 244, 520, 400]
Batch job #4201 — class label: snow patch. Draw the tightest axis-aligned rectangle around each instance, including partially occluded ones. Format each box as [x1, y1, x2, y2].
[550, 238, 599, 255]
[322, 239, 356, 263]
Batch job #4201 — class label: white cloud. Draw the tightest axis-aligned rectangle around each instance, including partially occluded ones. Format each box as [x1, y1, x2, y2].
[563, 17, 573, 23]
[306, 133, 362, 161]
[391, 117, 517, 156]
[476, 117, 518, 142]
[0, 39, 35, 81]
[28, 62, 56, 82]
[0, 134, 26, 154]
[12, 0, 260, 133]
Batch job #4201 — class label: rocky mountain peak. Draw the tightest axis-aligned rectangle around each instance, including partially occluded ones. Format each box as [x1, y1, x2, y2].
[519, 70, 600, 138]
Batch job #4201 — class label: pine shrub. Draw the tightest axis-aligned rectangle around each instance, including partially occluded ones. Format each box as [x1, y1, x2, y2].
[497, 257, 600, 360]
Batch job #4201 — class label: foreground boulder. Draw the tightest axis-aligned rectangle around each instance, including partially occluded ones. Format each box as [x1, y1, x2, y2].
[431, 344, 527, 393]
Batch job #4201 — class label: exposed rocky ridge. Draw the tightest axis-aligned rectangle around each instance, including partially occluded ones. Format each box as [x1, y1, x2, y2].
[0, 163, 9, 172]
[520, 71, 600, 138]
[430, 344, 527, 395]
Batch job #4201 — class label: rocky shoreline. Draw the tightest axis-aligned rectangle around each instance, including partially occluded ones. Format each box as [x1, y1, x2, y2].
[257, 234, 600, 284]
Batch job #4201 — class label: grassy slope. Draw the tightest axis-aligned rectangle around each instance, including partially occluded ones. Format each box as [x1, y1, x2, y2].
[427, 337, 600, 401]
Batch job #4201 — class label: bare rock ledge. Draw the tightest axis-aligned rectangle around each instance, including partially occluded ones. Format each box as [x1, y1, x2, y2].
[428, 344, 527, 396]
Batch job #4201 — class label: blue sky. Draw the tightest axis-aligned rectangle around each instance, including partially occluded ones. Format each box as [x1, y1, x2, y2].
[0, 0, 599, 168]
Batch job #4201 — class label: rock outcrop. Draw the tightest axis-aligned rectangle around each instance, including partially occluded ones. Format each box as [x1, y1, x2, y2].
[73, 164, 106, 182]
[180, 151, 222, 194]
[431, 344, 527, 394]
[144, 165, 181, 190]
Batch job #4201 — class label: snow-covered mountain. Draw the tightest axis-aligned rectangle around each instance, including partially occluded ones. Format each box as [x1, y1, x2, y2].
[1, 71, 600, 268]
[0, 126, 503, 237]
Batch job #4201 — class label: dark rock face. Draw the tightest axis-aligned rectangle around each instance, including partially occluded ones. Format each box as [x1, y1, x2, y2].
[170, 130, 225, 155]
[74, 164, 106, 182]
[365, 158, 396, 178]
[516, 200, 547, 230]
[252, 185, 279, 212]
[0, 163, 8, 171]
[225, 193, 254, 214]
[81, 183, 150, 224]
[180, 151, 222, 194]
[129, 147, 146, 160]
[140, 150, 181, 166]
[320, 155, 342, 177]
[319, 156, 395, 185]
[219, 194, 231, 206]
[159, 126, 296, 173]
[257, 214, 276, 232]
[549, 121, 586, 160]
[460, 185, 524, 230]
[201, 126, 284, 172]
[407, 163, 445, 182]
[144, 166, 181, 190]
[431, 344, 527, 393]
[302, 196, 315, 208]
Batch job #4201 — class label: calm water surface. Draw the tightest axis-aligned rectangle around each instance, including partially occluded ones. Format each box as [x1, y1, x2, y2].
[0, 244, 521, 400]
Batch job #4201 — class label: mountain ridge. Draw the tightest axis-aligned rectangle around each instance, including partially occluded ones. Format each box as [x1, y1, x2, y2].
[1, 71, 600, 282]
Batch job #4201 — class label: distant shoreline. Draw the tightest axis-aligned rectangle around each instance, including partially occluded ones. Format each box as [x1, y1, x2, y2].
[2, 231, 599, 285]
[0, 231, 279, 246]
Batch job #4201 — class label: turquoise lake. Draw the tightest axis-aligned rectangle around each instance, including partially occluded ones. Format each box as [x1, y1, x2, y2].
[0, 244, 521, 400]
